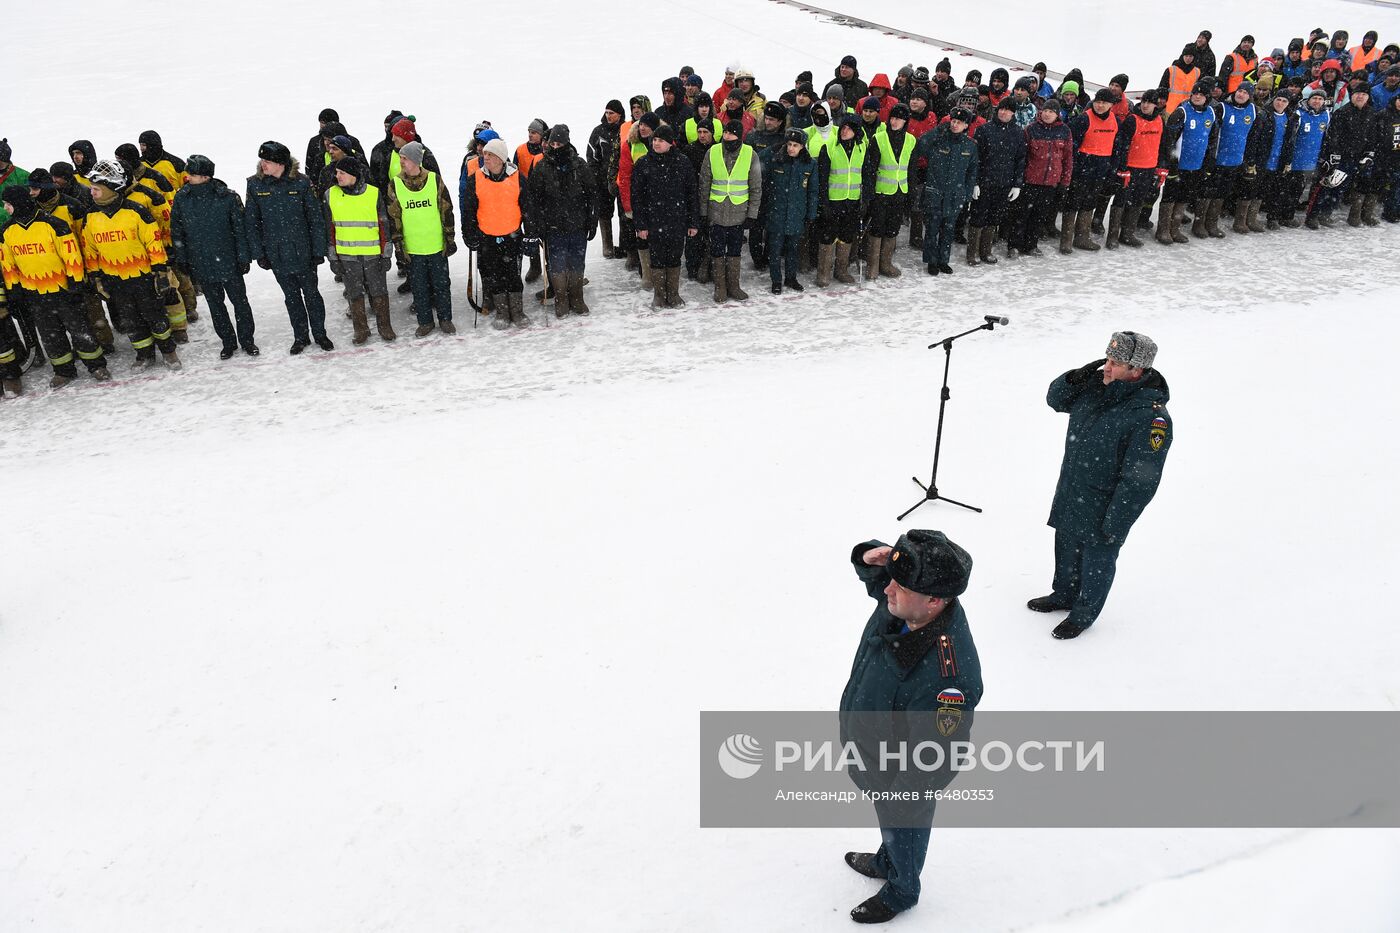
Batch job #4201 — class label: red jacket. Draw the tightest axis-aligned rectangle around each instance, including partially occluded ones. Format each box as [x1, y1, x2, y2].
[713, 80, 734, 112]
[908, 111, 938, 168]
[868, 73, 896, 120]
[1023, 117, 1074, 187]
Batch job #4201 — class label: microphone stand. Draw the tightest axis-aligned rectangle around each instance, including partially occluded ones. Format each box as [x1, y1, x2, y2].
[897, 315, 1008, 521]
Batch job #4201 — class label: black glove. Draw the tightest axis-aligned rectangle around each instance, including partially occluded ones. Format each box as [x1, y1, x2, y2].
[257, 258, 271, 270]
[1064, 358, 1107, 386]
[313, 256, 324, 266]
[239, 262, 250, 275]
[445, 239, 458, 256]
[160, 287, 180, 306]
[586, 225, 596, 241]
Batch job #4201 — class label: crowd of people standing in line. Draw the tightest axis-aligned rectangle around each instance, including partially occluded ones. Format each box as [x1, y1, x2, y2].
[0, 25, 1394, 400]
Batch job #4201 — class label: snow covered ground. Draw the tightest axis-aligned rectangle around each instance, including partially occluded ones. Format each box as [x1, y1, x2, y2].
[4, 1, 1400, 930]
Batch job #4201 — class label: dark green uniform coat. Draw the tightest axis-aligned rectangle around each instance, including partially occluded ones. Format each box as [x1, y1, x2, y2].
[243, 162, 327, 272]
[840, 540, 982, 796]
[913, 125, 979, 213]
[1047, 366, 1173, 545]
[759, 145, 819, 236]
[170, 179, 251, 285]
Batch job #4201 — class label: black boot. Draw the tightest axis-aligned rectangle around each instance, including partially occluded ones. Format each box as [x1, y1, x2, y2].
[851, 894, 899, 924]
[845, 852, 887, 879]
[1052, 619, 1090, 640]
[1027, 595, 1072, 612]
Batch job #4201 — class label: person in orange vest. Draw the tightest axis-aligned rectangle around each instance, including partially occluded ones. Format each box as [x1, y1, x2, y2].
[515, 118, 548, 284]
[1218, 35, 1259, 94]
[1158, 45, 1202, 114]
[1064, 89, 1121, 251]
[1351, 31, 1383, 73]
[1108, 88, 1166, 248]
[461, 138, 530, 329]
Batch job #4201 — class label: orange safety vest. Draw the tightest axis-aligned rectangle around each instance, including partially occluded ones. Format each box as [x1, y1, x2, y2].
[616, 120, 634, 187]
[475, 169, 522, 236]
[1350, 44, 1381, 72]
[515, 142, 544, 179]
[1126, 114, 1164, 169]
[1079, 110, 1119, 156]
[1165, 65, 1199, 114]
[1224, 52, 1258, 93]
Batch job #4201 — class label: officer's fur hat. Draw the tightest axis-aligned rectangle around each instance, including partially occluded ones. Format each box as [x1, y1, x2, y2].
[888, 531, 972, 598]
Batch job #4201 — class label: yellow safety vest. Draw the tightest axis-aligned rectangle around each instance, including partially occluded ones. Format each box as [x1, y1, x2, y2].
[873, 127, 915, 194]
[685, 116, 723, 144]
[327, 184, 382, 256]
[708, 144, 754, 204]
[826, 136, 866, 201]
[393, 172, 445, 256]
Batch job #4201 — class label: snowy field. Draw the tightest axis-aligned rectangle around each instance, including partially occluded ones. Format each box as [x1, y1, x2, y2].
[4, 1, 1400, 931]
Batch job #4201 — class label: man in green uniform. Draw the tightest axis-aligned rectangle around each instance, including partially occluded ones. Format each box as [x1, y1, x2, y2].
[840, 530, 982, 924]
[1030, 332, 1173, 639]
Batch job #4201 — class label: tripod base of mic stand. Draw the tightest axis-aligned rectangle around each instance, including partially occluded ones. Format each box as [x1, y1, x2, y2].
[897, 476, 983, 521]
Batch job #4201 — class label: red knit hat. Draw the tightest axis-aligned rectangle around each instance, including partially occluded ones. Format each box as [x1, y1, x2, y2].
[390, 118, 417, 142]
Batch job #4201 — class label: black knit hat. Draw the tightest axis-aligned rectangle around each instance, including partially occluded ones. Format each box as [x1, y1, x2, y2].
[605, 99, 625, 116]
[887, 530, 972, 598]
[0, 138, 11, 162]
[639, 112, 661, 131]
[724, 119, 744, 138]
[1094, 88, 1116, 103]
[889, 102, 911, 121]
[2, 185, 34, 214]
[333, 157, 362, 178]
[26, 167, 55, 191]
[996, 96, 1018, 112]
[653, 123, 677, 144]
[319, 108, 339, 122]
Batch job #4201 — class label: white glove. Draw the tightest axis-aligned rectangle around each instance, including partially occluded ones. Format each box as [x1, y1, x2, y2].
[1008, 187, 1021, 202]
[973, 185, 981, 200]
[1325, 169, 1348, 188]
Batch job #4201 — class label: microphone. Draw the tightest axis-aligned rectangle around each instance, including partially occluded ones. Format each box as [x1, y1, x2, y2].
[985, 314, 1009, 325]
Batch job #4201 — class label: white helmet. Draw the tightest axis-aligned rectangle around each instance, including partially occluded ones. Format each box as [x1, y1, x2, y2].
[88, 159, 127, 190]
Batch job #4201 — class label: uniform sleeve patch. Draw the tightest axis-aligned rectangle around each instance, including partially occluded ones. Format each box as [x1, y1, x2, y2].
[1149, 420, 1168, 452]
[936, 688, 966, 706]
[936, 706, 964, 736]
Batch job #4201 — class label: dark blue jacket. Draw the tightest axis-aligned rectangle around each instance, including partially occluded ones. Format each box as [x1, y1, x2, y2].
[170, 179, 250, 284]
[1047, 364, 1173, 545]
[244, 162, 327, 271]
[975, 117, 1027, 188]
[759, 145, 819, 236]
[631, 148, 699, 235]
